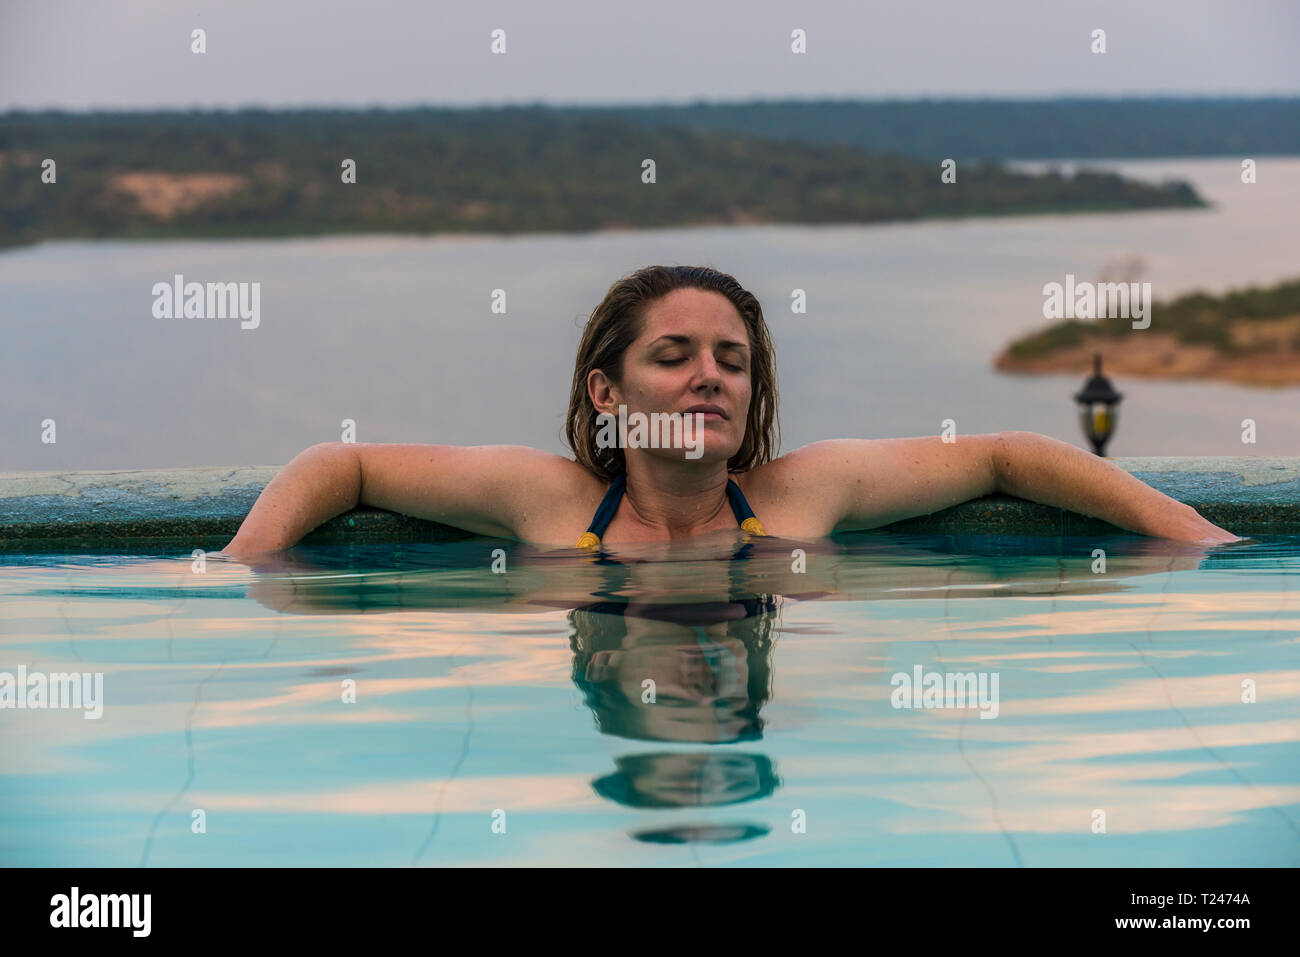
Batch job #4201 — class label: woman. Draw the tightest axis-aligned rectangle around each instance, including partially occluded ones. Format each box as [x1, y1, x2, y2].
[221, 264, 1238, 561]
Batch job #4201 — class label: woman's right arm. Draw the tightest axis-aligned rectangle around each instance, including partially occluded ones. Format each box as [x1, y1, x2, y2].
[221, 443, 363, 560]
[221, 442, 565, 561]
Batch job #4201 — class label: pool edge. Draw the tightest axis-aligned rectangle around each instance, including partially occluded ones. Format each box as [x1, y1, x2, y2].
[2, 457, 1299, 550]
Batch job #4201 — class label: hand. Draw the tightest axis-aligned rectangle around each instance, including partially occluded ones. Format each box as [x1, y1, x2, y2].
[211, 545, 252, 563]
[1163, 504, 1241, 544]
[214, 542, 286, 569]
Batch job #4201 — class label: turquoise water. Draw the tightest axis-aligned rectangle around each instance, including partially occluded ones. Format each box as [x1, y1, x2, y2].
[1, 532, 1297, 866]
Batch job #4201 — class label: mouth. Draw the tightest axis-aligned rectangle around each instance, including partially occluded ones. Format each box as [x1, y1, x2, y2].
[683, 405, 728, 420]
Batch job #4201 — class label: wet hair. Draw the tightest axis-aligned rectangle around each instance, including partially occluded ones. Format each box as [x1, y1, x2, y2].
[567, 594, 781, 743]
[564, 265, 780, 481]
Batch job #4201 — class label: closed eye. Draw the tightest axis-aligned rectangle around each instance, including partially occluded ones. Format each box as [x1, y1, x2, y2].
[658, 359, 745, 372]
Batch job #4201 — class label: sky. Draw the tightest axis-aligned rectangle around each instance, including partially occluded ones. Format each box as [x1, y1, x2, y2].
[1, 0, 1297, 111]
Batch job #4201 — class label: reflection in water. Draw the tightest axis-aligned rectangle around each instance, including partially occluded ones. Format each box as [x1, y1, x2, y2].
[568, 594, 783, 844]
[592, 753, 780, 808]
[631, 823, 771, 844]
[1, 532, 1297, 865]
[568, 597, 779, 744]
[562, 551, 783, 842]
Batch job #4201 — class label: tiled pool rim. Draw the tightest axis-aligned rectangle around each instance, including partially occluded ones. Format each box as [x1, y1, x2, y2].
[2, 457, 1299, 551]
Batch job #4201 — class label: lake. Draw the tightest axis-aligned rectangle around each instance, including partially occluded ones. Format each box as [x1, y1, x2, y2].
[1, 156, 1297, 471]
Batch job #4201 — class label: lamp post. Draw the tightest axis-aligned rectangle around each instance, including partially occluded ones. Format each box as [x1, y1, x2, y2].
[1074, 352, 1122, 456]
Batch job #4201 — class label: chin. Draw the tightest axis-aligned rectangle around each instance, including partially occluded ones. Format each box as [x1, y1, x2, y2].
[680, 444, 738, 465]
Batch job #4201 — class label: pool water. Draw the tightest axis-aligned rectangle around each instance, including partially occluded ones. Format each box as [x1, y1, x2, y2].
[1, 531, 1297, 867]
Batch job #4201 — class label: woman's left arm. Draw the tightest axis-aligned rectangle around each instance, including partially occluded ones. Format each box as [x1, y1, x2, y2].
[993, 430, 1240, 543]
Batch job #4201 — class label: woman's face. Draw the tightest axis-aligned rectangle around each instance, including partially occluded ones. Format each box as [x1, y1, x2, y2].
[597, 288, 752, 466]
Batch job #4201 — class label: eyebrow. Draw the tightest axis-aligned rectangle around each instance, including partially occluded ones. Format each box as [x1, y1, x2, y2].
[650, 334, 750, 352]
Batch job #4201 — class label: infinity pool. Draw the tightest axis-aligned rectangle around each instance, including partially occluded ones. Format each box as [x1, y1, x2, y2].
[1, 531, 1297, 866]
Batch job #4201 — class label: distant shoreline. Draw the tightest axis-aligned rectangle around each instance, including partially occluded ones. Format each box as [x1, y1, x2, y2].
[0, 194, 1217, 256]
[995, 324, 1300, 387]
[996, 278, 1300, 388]
[0, 109, 1208, 251]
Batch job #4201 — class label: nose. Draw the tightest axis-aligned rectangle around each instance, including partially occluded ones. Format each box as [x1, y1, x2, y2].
[690, 353, 724, 392]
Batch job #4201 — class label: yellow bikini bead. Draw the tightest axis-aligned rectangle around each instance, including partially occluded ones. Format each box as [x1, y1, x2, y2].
[741, 517, 767, 536]
[575, 531, 601, 549]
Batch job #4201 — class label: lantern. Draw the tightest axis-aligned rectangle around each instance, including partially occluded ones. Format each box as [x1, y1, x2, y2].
[1074, 352, 1123, 456]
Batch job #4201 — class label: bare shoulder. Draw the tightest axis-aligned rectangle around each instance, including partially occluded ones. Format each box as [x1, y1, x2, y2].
[735, 434, 1002, 536]
[730, 441, 857, 538]
[490, 447, 608, 544]
[475, 446, 605, 540]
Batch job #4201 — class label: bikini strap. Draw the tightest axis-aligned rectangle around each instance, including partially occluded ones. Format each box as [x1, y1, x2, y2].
[726, 478, 768, 537]
[575, 473, 766, 549]
[575, 473, 626, 549]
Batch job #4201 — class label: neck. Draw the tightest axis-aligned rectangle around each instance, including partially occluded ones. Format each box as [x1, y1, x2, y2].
[619, 454, 732, 539]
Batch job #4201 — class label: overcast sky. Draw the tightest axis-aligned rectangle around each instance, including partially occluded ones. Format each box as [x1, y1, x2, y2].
[2, 0, 1297, 111]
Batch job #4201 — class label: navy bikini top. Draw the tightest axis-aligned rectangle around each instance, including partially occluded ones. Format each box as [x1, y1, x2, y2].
[576, 472, 767, 551]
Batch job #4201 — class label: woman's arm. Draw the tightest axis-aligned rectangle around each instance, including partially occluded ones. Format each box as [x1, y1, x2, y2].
[220, 442, 579, 561]
[991, 430, 1239, 543]
[221, 443, 363, 560]
[782, 432, 1239, 544]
